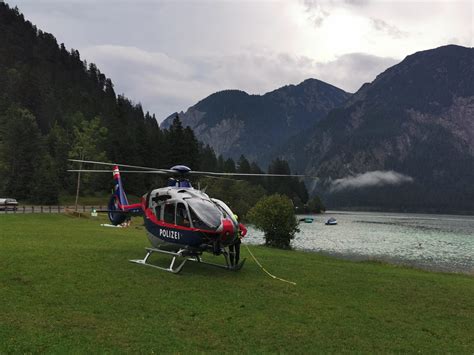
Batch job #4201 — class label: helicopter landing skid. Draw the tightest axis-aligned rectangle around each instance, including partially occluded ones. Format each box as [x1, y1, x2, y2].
[129, 247, 188, 274]
[189, 254, 246, 271]
[129, 247, 246, 273]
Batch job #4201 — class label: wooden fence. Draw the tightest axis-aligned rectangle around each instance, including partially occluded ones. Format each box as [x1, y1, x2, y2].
[0, 205, 105, 214]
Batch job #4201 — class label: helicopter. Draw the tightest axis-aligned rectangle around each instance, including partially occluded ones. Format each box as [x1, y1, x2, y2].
[69, 159, 308, 274]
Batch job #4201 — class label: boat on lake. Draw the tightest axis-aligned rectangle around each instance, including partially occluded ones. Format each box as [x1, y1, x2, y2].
[325, 217, 337, 225]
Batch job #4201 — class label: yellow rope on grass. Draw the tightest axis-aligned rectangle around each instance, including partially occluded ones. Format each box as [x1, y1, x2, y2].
[244, 244, 296, 286]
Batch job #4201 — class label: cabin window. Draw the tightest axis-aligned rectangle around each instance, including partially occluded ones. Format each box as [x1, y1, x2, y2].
[176, 203, 190, 227]
[163, 203, 175, 224]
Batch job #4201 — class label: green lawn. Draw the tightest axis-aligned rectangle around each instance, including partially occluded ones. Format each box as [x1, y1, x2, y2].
[58, 194, 111, 206]
[0, 214, 473, 353]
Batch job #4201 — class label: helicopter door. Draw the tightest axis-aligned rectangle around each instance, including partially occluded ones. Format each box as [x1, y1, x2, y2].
[163, 203, 175, 224]
[176, 203, 190, 227]
[152, 194, 171, 220]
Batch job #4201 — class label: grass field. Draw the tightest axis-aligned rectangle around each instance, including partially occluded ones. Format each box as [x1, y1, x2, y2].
[0, 214, 473, 353]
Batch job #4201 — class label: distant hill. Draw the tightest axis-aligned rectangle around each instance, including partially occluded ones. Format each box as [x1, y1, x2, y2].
[284, 45, 474, 213]
[161, 79, 350, 166]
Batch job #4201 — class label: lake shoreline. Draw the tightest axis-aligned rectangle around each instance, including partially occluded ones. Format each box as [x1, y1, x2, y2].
[246, 211, 474, 275]
[322, 207, 474, 216]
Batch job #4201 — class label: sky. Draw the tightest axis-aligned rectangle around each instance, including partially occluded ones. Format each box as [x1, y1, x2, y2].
[6, 0, 473, 121]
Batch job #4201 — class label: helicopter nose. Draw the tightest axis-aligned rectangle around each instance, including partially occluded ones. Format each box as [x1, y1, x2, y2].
[220, 218, 235, 242]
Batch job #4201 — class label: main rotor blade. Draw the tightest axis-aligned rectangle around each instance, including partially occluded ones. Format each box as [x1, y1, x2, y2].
[67, 169, 169, 175]
[68, 159, 319, 179]
[190, 171, 311, 178]
[69, 159, 172, 172]
[202, 175, 244, 182]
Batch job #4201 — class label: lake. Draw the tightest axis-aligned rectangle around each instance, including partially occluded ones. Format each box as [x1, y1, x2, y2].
[244, 211, 474, 274]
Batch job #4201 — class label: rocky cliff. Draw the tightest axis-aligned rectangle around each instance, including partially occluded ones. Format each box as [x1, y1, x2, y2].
[285, 45, 474, 212]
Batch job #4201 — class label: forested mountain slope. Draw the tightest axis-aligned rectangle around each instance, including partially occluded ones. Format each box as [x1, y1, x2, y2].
[284, 45, 474, 212]
[161, 79, 350, 166]
[0, 4, 307, 210]
[0, 4, 198, 202]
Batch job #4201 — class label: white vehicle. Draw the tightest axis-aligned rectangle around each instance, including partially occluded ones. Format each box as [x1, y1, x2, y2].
[0, 198, 18, 211]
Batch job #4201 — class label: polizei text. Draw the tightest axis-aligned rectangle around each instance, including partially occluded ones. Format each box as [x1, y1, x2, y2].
[159, 229, 181, 240]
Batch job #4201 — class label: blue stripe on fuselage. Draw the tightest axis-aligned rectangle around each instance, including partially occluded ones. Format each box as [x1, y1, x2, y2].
[144, 218, 204, 247]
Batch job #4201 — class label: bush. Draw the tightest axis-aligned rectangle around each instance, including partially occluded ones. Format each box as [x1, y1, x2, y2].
[247, 194, 299, 249]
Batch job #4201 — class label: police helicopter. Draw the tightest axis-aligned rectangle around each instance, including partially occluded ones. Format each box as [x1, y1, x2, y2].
[69, 159, 308, 274]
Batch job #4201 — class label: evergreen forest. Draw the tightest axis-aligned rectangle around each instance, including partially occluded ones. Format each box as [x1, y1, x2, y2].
[0, 4, 312, 216]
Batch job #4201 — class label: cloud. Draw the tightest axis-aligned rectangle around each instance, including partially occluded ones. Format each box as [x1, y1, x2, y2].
[81, 44, 400, 120]
[83, 45, 193, 79]
[343, 0, 369, 5]
[302, 0, 330, 27]
[330, 171, 414, 191]
[10, 0, 472, 121]
[370, 18, 408, 39]
[81, 45, 217, 118]
[313, 52, 398, 92]
[301, 0, 370, 29]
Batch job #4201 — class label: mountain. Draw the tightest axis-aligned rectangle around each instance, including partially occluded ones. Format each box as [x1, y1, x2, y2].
[161, 79, 350, 165]
[285, 45, 474, 213]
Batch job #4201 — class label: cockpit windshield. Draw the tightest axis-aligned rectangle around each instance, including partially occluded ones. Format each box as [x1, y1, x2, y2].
[212, 199, 237, 224]
[187, 198, 222, 229]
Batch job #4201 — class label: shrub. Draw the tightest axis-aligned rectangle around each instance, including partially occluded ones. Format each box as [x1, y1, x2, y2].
[247, 194, 299, 249]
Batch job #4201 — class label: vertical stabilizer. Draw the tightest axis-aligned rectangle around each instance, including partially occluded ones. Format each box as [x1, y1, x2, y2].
[108, 165, 129, 225]
[113, 165, 129, 207]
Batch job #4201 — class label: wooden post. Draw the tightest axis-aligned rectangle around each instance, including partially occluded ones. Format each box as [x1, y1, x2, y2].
[74, 152, 84, 212]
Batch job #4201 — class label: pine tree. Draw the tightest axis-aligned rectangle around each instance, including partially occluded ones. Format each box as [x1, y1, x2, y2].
[0, 107, 46, 200]
[47, 123, 71, 192]
[267, 158, 309, 204]
[199, 144, 218, 172]
[223, 158, 236, 173]
[31, 153, 60, 204]
[183, 126, 200, 169]
[250, 162, 264, 174]
[164, 115, 200, 169]
[216, 155, 225, 172]
[69, 116, 108, 195]
[237, 155, 251, 174]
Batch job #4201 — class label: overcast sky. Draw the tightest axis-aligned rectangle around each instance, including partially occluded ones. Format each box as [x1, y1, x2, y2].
[7, 0, 473, 121]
